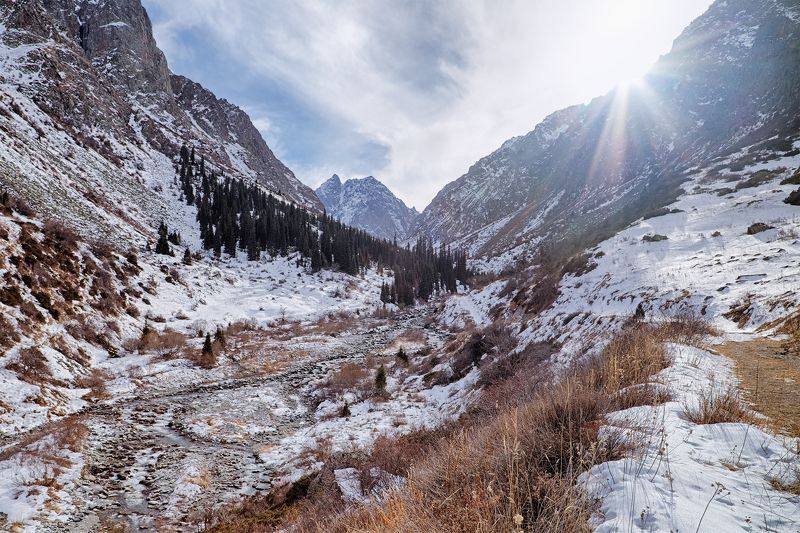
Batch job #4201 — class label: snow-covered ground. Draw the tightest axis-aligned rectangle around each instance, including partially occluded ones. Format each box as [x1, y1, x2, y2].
[443, 148, 800, 531]
[584, 344, 800, 532]
[447, 149, 800, 357]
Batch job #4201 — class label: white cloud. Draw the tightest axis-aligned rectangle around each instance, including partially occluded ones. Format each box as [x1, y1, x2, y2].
[145, 0, 712, 210]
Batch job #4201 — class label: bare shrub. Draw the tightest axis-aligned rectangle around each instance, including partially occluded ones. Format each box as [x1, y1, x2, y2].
[683, 386, 750, 424]
[478, 341, 552, 388]
[6, 346, 62, 386]
[450, 322, 518, 379]
[136, 327, 187, 358]
[0, 314, 20, 354]
[42, 219, 78, 249]
[74, 369, 111, 402]
[52, 416, 89, 452]
[307, 311, 357, 336]
[319, 363, 369, 401]
[513, 274, 560, 316]
[561, 252, 597, 277]
[654, 311, 719, 346]
[226, 318, 259, 336]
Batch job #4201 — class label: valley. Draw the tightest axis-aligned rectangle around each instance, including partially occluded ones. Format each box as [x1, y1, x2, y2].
[5, 306, 460, 531]
[1, 0, 800, 532]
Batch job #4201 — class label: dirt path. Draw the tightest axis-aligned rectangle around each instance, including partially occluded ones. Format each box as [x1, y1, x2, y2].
[716, 337, 800, 438]
[33, 307, 441, 532]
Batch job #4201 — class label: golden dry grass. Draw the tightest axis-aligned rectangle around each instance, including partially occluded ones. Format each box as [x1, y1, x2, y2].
[717, 337, 800, 437]
[199, 318, 711, 533]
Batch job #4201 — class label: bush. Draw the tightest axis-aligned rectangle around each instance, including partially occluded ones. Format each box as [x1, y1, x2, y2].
[0, 283, 23, 307]
[642, 233, 668, 242]
[42, 219, 79, 248]
[780, 168, 800, 185]
[6, 346, 56, 385]
[320, 363, 369, 400]
[747, 222, 774, 234]
[0, 315, 20, 354]
[683, 386, 749, 424]
[784, 188, 800, 206]
[374, 364, 387, 392]
[395, 347, 408, 364]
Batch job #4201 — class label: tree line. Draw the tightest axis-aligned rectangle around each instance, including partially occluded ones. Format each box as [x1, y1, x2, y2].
[172, 145, 468, 303]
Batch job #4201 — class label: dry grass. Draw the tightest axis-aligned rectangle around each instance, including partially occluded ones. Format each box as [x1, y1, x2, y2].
[73, 368, 111, 402]
[317, 363, 370, 402]
[683, 385, 750, 425]
[769, 475, 800, 495]
[307, 311, 357, 336]
[202, 318, 698, 533]
[717, 337, 800, 437]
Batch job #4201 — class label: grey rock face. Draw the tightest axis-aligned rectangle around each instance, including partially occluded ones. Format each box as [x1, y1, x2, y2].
[414, 0, 800, 257]
[316, 175, 418, 241]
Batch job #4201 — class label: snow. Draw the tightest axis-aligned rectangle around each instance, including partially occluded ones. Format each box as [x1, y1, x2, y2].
[514, 151, 800, 358]
[258, 366, 481, 486]
[0, 434, 85, 531]
[143, 252, 389, 330]
[439, 280, 505, 328]
[334, 468, 368, 504]
[583, 344, 800, 533]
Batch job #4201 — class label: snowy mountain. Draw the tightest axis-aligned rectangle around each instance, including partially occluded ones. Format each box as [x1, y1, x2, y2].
[316, 174, 418, 241]
[0, 0, 321, 247]
[413, 0, 800, 262]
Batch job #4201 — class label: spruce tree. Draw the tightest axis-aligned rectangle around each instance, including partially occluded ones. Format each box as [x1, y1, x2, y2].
[375, 364, 387, 391]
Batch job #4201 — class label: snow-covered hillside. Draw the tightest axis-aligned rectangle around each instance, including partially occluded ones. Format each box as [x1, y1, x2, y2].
[440, 146, 800, 530]
[413, 0, 800, 259]
[0, 0, 321, 251]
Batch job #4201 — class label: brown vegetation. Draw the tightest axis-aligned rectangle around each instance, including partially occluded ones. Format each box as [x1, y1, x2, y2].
[199, 317, 712, 532]
[717, 336, 800, 437]
[683, 385, 749, 425]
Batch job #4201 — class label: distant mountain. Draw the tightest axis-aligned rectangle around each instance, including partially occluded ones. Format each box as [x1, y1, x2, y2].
[316, 174, 418, 241]
[0, 0, 321, 244]
[413, 0, 800, 259]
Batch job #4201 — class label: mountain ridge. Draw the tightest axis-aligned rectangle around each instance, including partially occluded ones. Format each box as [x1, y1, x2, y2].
[412, 0, 800, 262]
[0, 0, 322, 247]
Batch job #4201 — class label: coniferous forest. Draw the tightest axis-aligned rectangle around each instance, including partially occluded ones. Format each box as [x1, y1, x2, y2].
[173, 145, 468, 304]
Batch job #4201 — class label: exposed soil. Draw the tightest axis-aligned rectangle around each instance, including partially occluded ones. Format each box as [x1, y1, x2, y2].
[716, 337, 800, 438]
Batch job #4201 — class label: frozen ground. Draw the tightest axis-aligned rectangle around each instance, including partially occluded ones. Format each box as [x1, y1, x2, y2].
[442, 149, 800, 532]
[0, 306, 473, 532]
[584, 343, 800, 533]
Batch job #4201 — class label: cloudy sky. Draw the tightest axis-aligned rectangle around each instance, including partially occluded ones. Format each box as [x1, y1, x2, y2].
[142, 0, 713, 210]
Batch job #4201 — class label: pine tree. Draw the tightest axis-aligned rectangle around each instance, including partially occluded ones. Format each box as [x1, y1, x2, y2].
[214, 326, 226, 349]
[155, 221, 171, 255]
[375, 364, 387, 391]
[183, 248, 192, 265]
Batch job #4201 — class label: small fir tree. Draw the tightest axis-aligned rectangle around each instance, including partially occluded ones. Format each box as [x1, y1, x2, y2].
[375, 364, 387, 391]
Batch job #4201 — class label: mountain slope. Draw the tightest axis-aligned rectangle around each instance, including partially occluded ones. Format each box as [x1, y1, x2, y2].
[414, 0, 800, 261]
[0, 0, 321, 248]
[316, 174, 418, 241]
